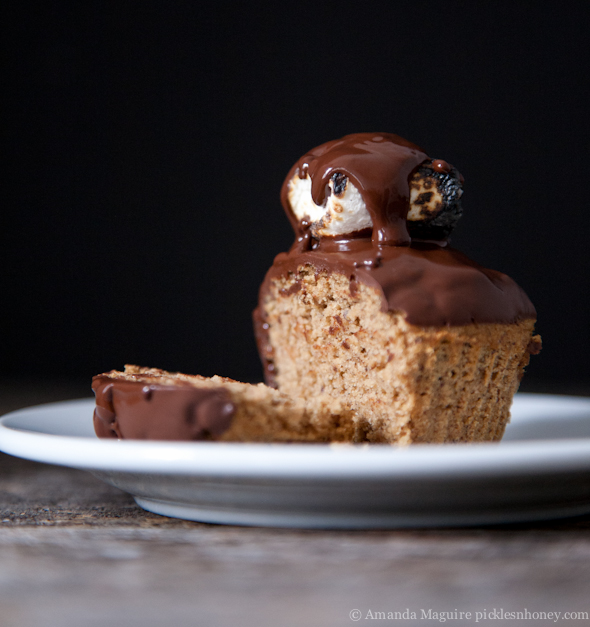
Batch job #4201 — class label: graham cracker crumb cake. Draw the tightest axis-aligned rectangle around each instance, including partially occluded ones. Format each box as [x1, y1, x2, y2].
[93, 365, 355, 442]
[94, 133, 540, 444]
[253, 133, 540, 444]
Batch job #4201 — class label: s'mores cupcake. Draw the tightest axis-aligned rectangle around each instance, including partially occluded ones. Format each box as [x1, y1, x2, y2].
[254, 133, 541, 444]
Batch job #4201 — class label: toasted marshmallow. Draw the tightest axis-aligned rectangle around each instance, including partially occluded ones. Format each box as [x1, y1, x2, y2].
[408, 170, 463, 223]
[408, 177, 446, 222]
[406, 161, 464, 240]
[288, 173, 372, 238]
[288, 161, 464, 241]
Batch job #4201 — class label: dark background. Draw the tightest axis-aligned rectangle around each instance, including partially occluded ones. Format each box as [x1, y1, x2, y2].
[3, 3, 589, 391]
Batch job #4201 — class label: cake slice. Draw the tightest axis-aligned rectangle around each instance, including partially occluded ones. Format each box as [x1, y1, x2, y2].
[92, 365, 355, 442]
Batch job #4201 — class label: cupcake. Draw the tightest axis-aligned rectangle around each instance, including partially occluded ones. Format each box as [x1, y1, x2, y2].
[254, 133, 540, 444]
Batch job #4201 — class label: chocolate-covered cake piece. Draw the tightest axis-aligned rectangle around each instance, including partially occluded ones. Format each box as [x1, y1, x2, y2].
[93, 365, 355, 442]
[254, 133, 540, 443]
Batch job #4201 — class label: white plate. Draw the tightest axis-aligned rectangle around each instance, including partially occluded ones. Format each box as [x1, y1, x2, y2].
[1, 394, 590, 528]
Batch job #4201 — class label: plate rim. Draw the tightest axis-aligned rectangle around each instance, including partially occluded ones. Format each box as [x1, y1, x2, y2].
[1, 394, 590, 479]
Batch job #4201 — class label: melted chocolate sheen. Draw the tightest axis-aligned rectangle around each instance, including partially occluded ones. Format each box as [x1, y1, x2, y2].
[264, 242, 536, 326]
[257, 133, 536, 387]
[92, 376, 235, 441]
[281, 133, 429, 246]
[274, 131, 535, 325]
[254, 243, 536, 386]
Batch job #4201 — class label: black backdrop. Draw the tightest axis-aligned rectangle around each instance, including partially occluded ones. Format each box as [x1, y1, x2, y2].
[3, 3, 589, 389]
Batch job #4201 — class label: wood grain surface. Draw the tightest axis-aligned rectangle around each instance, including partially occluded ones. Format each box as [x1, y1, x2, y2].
[1, 383, 589, 626]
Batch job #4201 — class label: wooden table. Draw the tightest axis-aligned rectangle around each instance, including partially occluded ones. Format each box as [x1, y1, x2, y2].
[1, 383, 589, 626]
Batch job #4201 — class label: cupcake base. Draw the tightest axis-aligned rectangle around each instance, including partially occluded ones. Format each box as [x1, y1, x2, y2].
[259, 265, 539, 444]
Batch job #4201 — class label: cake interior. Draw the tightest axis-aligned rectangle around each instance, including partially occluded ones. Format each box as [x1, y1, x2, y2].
[260, 265, 538, 444]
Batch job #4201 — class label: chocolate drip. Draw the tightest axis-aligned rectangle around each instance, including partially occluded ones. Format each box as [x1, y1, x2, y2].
[258, 242, 536, 326]
[92, 376, 235, 441]
[254, 242, 537, 386]
[431, 159, 452, 174]
[281, 133, 429, 248]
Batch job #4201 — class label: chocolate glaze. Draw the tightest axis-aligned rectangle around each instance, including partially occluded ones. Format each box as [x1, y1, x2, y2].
[254, 242, 536, 386]
[281, 133, 429, 247]
[92, 375, 235, 441]
[255, 132, 537, 387]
